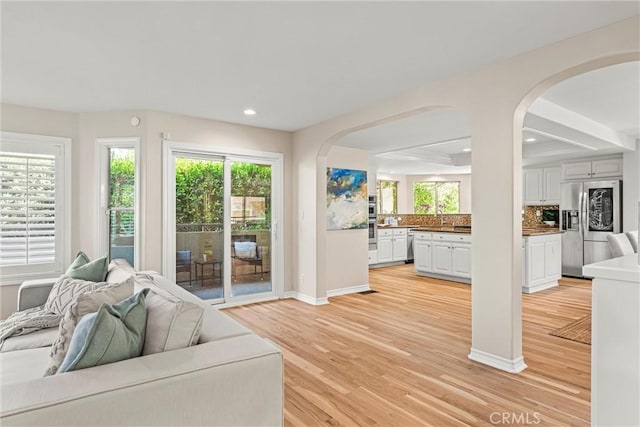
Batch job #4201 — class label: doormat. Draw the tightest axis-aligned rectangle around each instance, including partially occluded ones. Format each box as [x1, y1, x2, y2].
[549, 314, 591, 345]
[358, 290, 378, 295]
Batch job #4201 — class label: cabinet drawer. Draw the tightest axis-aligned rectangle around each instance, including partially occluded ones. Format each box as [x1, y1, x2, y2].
[432, 233, 472, 243]
[378, 229, 393, 237]
[414, 232, 432, 241]
[392, 228, 407, 236]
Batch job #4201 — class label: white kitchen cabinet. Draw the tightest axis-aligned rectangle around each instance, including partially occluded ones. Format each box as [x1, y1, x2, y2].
[432, 242, 452, 274]
[591, 158, 623, 179]
[392, 228, 408, 262]
[373, 228, 406, 264]
[368, 250, 378, 265]
[523, 167, 560, 205]
[415, 232, 472, 283]
[414, 233, 432, 272]
[561, 158, 622, 181]
[451, 243, 472, 278]
[377, 230, 393, 263]
[523, 233, 562, 293]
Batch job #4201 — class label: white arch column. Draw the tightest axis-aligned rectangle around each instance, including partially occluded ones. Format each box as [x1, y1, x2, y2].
[467, 103, 526, 372]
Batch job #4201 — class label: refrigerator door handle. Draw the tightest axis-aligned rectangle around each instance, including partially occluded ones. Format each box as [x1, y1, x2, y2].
[582, 190, 588, 236]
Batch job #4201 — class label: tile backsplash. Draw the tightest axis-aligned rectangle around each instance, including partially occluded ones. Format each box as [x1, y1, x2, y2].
[380, 207, 559, 228]
[378, 213, 471, 227]
[522, 205, 559, 228]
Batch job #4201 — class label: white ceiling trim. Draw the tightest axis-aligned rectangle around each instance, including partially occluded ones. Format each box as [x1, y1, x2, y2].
[529, 98, 635, 150]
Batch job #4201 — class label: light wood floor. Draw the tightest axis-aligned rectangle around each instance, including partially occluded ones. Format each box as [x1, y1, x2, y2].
[226, 265, 592, 426]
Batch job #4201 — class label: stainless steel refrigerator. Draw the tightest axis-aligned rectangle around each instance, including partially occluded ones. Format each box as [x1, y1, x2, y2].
[560, 180, 622, 277]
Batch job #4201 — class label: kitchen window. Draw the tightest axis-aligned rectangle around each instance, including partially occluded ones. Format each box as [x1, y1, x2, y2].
[0, 132, 71, 283]
[376, 180, 398, 214]
[414, 181, 460, 214]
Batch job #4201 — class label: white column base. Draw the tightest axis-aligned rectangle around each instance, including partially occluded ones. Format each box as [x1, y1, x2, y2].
[326, 284, 371, 298]
[284, 291, 329, 305]
[468, 348, 527, 373]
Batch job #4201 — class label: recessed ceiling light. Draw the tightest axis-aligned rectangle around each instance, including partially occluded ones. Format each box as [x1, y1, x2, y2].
[463, 148, 471, 152]
[525, 137, 536, 142]
[243, 108, 257, 116]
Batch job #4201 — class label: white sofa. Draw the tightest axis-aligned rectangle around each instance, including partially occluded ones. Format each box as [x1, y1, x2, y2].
[0, 262, 284, 426]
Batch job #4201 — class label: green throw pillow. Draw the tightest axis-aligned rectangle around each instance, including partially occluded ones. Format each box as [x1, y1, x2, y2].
[58, 289, 148, 373]
[66, 251, 109, 282]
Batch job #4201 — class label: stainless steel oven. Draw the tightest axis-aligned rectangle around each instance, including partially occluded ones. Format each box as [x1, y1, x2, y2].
[368, 220, 377, 244]
[368, 196, 376, 218]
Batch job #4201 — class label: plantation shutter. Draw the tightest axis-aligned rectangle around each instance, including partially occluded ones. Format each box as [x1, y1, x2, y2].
[0, 153, 56, 266]
[0, 133, 69, 282]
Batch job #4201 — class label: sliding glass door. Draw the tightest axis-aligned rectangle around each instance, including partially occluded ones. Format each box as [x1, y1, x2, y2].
[165, 144, 281, 305]
[174, 155, 226, 303]
[230, 161, 272, 297]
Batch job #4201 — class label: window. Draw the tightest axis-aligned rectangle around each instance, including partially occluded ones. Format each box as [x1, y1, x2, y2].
[376, 180, 398, 214]
[0, 132, 71, 282]
[414, 181, 460, 214]
[97, 139, 139, 268]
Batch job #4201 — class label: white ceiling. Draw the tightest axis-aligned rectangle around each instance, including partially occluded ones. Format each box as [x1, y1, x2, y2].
[337, 61, 640, 175]
[1, 1, 638, 131]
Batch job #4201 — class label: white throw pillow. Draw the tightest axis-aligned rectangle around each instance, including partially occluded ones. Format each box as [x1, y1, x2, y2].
[625, 230, 638, 253]
[44, 278, 134, 376]
[106, 259, 137, 283]
[44, 276, 110, 315]
[135, 277, 204, 355]
[234, 241, 257, 259]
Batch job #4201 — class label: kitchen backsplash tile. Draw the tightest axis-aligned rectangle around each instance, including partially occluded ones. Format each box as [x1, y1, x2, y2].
[380, 207, 558, 229]
[523, 205, 559, 227]
[378, 213, 471, 227]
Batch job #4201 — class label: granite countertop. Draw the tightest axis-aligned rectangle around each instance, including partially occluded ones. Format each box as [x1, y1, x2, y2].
[410, 226, 563, 236]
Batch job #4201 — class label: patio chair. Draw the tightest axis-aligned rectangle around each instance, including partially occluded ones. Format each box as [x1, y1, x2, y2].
[231, 235, 264, 280]
[176, 250, 192, 284]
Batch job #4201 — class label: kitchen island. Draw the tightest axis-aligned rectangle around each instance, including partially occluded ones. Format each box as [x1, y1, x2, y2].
[413, 227, 563, 292]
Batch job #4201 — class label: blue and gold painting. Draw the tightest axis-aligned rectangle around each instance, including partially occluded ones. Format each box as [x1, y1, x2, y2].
[326, 167, 368, 230]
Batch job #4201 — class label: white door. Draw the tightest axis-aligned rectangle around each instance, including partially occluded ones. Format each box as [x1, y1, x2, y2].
[451, 244, 471, 278]
[392, 235, 407, 261]
[432, 242, 452, 274]
[377, 236, 393, 263]
[543, 167, 561, 204]
[164, 143, 283, 306]
[414, 241, 432, 272]
[591, 158, 623, 179]
[561, 162, 591, 181]
[523, 169, 543, 205]
[527, 241, 546, 284]
[544, 239, 561, 278]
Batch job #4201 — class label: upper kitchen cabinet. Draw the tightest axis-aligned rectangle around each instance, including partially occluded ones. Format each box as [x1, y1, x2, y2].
[561, 158, 622, 181]
[523, 167, 560, 205]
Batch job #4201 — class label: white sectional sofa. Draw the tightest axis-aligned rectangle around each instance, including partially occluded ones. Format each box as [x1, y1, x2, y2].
[0, 262, 284, 426]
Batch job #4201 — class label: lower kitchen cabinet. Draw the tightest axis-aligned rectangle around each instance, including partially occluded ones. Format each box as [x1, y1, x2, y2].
[414, 235, 432, 272]
[414, 232, 471, 283]
[523, 233, 561, 293]
[375, 228, 407, 264]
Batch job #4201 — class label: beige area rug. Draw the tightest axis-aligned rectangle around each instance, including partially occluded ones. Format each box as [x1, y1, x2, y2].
[550, 314, 591, 345]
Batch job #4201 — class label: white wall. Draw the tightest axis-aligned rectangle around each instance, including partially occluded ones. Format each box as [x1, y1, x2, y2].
[326, 146, 369, 292]
[623, 139, 640, 232]
[0, 105, 294, 319]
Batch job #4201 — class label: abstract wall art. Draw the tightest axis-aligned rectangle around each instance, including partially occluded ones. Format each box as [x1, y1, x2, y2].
[326, 167, 368, 230]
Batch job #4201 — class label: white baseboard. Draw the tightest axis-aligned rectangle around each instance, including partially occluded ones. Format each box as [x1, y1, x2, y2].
[468, 348, 527, 373]
[284, 291, 329, 305]
[326, 284, 371, 298]
[522, 280, 558, 294]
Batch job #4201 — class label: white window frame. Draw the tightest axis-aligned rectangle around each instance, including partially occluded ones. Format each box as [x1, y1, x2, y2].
[0, 131, 71, 285]
[162, 140, 285, 307]
[95, 138, 141, 269]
